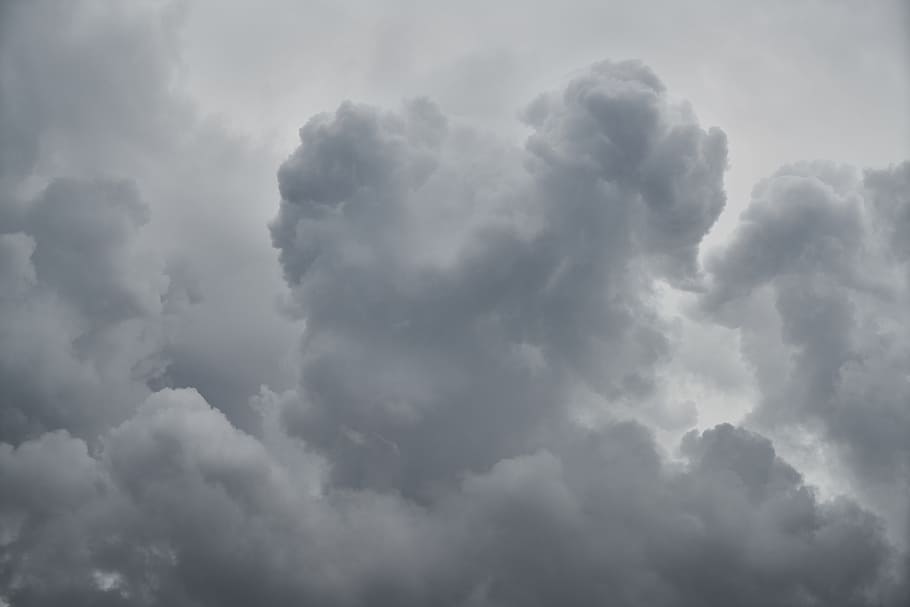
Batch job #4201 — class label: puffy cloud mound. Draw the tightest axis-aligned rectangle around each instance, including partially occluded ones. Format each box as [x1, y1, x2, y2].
[0, 178, 167, 444]
[0, 0, 299, 438]
[0, 390, 901, 606]
[701, 162, 910, 534]
[270, 60, 728, 492]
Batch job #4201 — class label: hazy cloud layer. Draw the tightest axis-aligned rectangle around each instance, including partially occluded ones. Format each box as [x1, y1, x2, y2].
[0, 1, 907, 606]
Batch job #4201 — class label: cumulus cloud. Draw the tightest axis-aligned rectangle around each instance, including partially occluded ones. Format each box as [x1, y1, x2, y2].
[0, 0, 297, 435]
[0, 177, 167, 443]
[701, 162, 910, 537]
[0, 389, 901, 606]
[270, 60, 728, 491]
[1, 1, 907, 606]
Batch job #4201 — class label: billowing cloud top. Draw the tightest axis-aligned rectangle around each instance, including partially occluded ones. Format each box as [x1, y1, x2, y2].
[269, 59, 729, 493]
[701, 160, 910, 541]
[0, 2, 907, 606]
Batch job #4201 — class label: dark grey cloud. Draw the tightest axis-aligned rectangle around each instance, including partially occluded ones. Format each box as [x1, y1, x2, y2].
[23, 179, 160, 326]
[0, 1, 906, 606]
[0, 390, 901, 606]
[0, 0, 297, 437]
[701, 161, 910, 539]
[0, 177, 167, 443]
[271, 60, 727, 492]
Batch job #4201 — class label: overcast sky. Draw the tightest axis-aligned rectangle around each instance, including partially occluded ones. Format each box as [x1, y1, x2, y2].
[0, 1, 908, 606]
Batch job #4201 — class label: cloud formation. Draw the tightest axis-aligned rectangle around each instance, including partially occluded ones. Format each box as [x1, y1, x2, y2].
[0, 2, 907, 606]
[701, 161, 910, 536]
[271, 60, 728, 491]
[0, 388, 902, 606]
[0, 177, 167, 443]
[0, 0, 298, 436]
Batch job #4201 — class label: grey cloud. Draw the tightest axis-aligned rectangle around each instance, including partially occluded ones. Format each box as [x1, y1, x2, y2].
[0, 389, 901, 606]
[523, 60, 727, 284]
[271, 60, 727, 492]
[703, 163, 866, 307]
[0, 0, 184, 445]
[259, 59, 904, 604]
[0, 0, 297, 435]
[0, 177, 167, 444]
[23, 179, 161, 324]
[1, 2, 906, 605]
[865, 163, 910, 265]
[701, 161, 910, 538]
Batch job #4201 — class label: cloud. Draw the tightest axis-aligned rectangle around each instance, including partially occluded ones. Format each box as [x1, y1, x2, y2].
[0, 389, 902, 606]
[0, 2, 906, 605]
[0, 177, 168, 444]
[701, 161, 910, 539]
[0, 0, 183, 186]
[0, 0, 297, 436]
[0, 0, 190, 445]
[270, 60, 727, 491]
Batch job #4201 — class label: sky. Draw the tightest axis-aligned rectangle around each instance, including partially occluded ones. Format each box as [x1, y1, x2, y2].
[0, 1, 908, 605]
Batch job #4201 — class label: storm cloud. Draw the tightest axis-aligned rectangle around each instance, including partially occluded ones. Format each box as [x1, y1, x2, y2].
[701, 161, 910, 541]
[1, 1, 907, 606]
[1, 390, 901, 606]
[270, 59, 728, 492]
